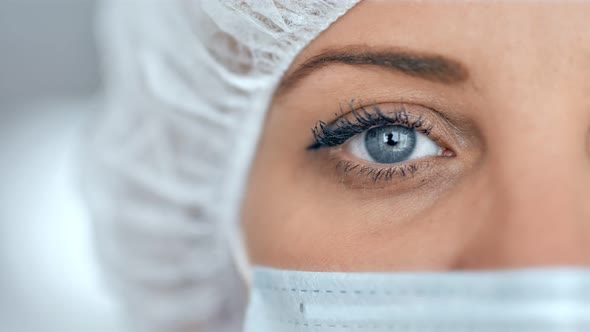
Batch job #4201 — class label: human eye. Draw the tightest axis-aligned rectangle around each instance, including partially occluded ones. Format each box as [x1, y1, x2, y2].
[347, 124, 442, 164]
[307, 101, 456, 185]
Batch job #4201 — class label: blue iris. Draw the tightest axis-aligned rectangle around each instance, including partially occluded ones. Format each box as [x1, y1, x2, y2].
[364, 125, 416, 163]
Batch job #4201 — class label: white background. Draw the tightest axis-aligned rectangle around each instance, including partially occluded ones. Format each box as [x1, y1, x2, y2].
[0, 1, 125, 331]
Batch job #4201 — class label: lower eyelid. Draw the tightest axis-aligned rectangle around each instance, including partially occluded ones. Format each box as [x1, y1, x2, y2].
[332, 157, 432, 188]
[316, 140, 458, 191]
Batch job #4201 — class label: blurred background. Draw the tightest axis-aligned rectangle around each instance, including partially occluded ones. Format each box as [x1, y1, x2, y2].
[0, 0, 125, 331]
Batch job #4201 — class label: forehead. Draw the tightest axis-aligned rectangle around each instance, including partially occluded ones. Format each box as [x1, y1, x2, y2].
[280, 2, 590, 108]
[288, 2, 590, 77]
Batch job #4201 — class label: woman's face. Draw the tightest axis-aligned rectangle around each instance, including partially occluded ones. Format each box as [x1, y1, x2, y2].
[241, 2, 590, 272]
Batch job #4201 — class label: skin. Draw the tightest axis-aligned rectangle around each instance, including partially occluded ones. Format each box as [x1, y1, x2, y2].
[241, 2, 590, 272]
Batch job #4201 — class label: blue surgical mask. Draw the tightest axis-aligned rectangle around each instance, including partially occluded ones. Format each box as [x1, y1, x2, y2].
[244, 267, 590, 332]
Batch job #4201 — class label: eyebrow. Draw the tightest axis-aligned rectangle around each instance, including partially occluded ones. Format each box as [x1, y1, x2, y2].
[276, 47, 469, 96]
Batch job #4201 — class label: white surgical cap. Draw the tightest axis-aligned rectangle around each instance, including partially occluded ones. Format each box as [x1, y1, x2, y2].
[83, 1, 359, 331]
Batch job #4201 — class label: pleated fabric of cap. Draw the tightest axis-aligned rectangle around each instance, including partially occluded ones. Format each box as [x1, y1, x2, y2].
[81, 1, 360, 331]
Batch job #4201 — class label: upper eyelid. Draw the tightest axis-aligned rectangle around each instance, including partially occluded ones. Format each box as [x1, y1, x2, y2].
[308, 102, 436, 150]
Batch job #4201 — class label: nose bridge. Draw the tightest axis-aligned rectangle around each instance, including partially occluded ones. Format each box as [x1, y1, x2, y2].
[456, 98, 590, 269]
[445, 4, 590, 270]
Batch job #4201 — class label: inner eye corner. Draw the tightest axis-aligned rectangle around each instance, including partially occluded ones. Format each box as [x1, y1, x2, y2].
[441, 148, 456, 158]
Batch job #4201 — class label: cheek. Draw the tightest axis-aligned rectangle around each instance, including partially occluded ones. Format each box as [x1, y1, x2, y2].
[241, 141, 490, 272]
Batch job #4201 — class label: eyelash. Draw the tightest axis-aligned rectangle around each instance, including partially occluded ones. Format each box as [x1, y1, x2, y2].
[308, 101, 444, 185]
[308, 102, 434, 150]
[332, 158, 424, 184]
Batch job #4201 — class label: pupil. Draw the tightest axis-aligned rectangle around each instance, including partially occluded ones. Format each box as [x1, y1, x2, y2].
[385, 133, 399, 146]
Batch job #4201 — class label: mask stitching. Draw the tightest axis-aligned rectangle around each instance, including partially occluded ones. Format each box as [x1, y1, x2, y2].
[279, 319, 590, 331]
